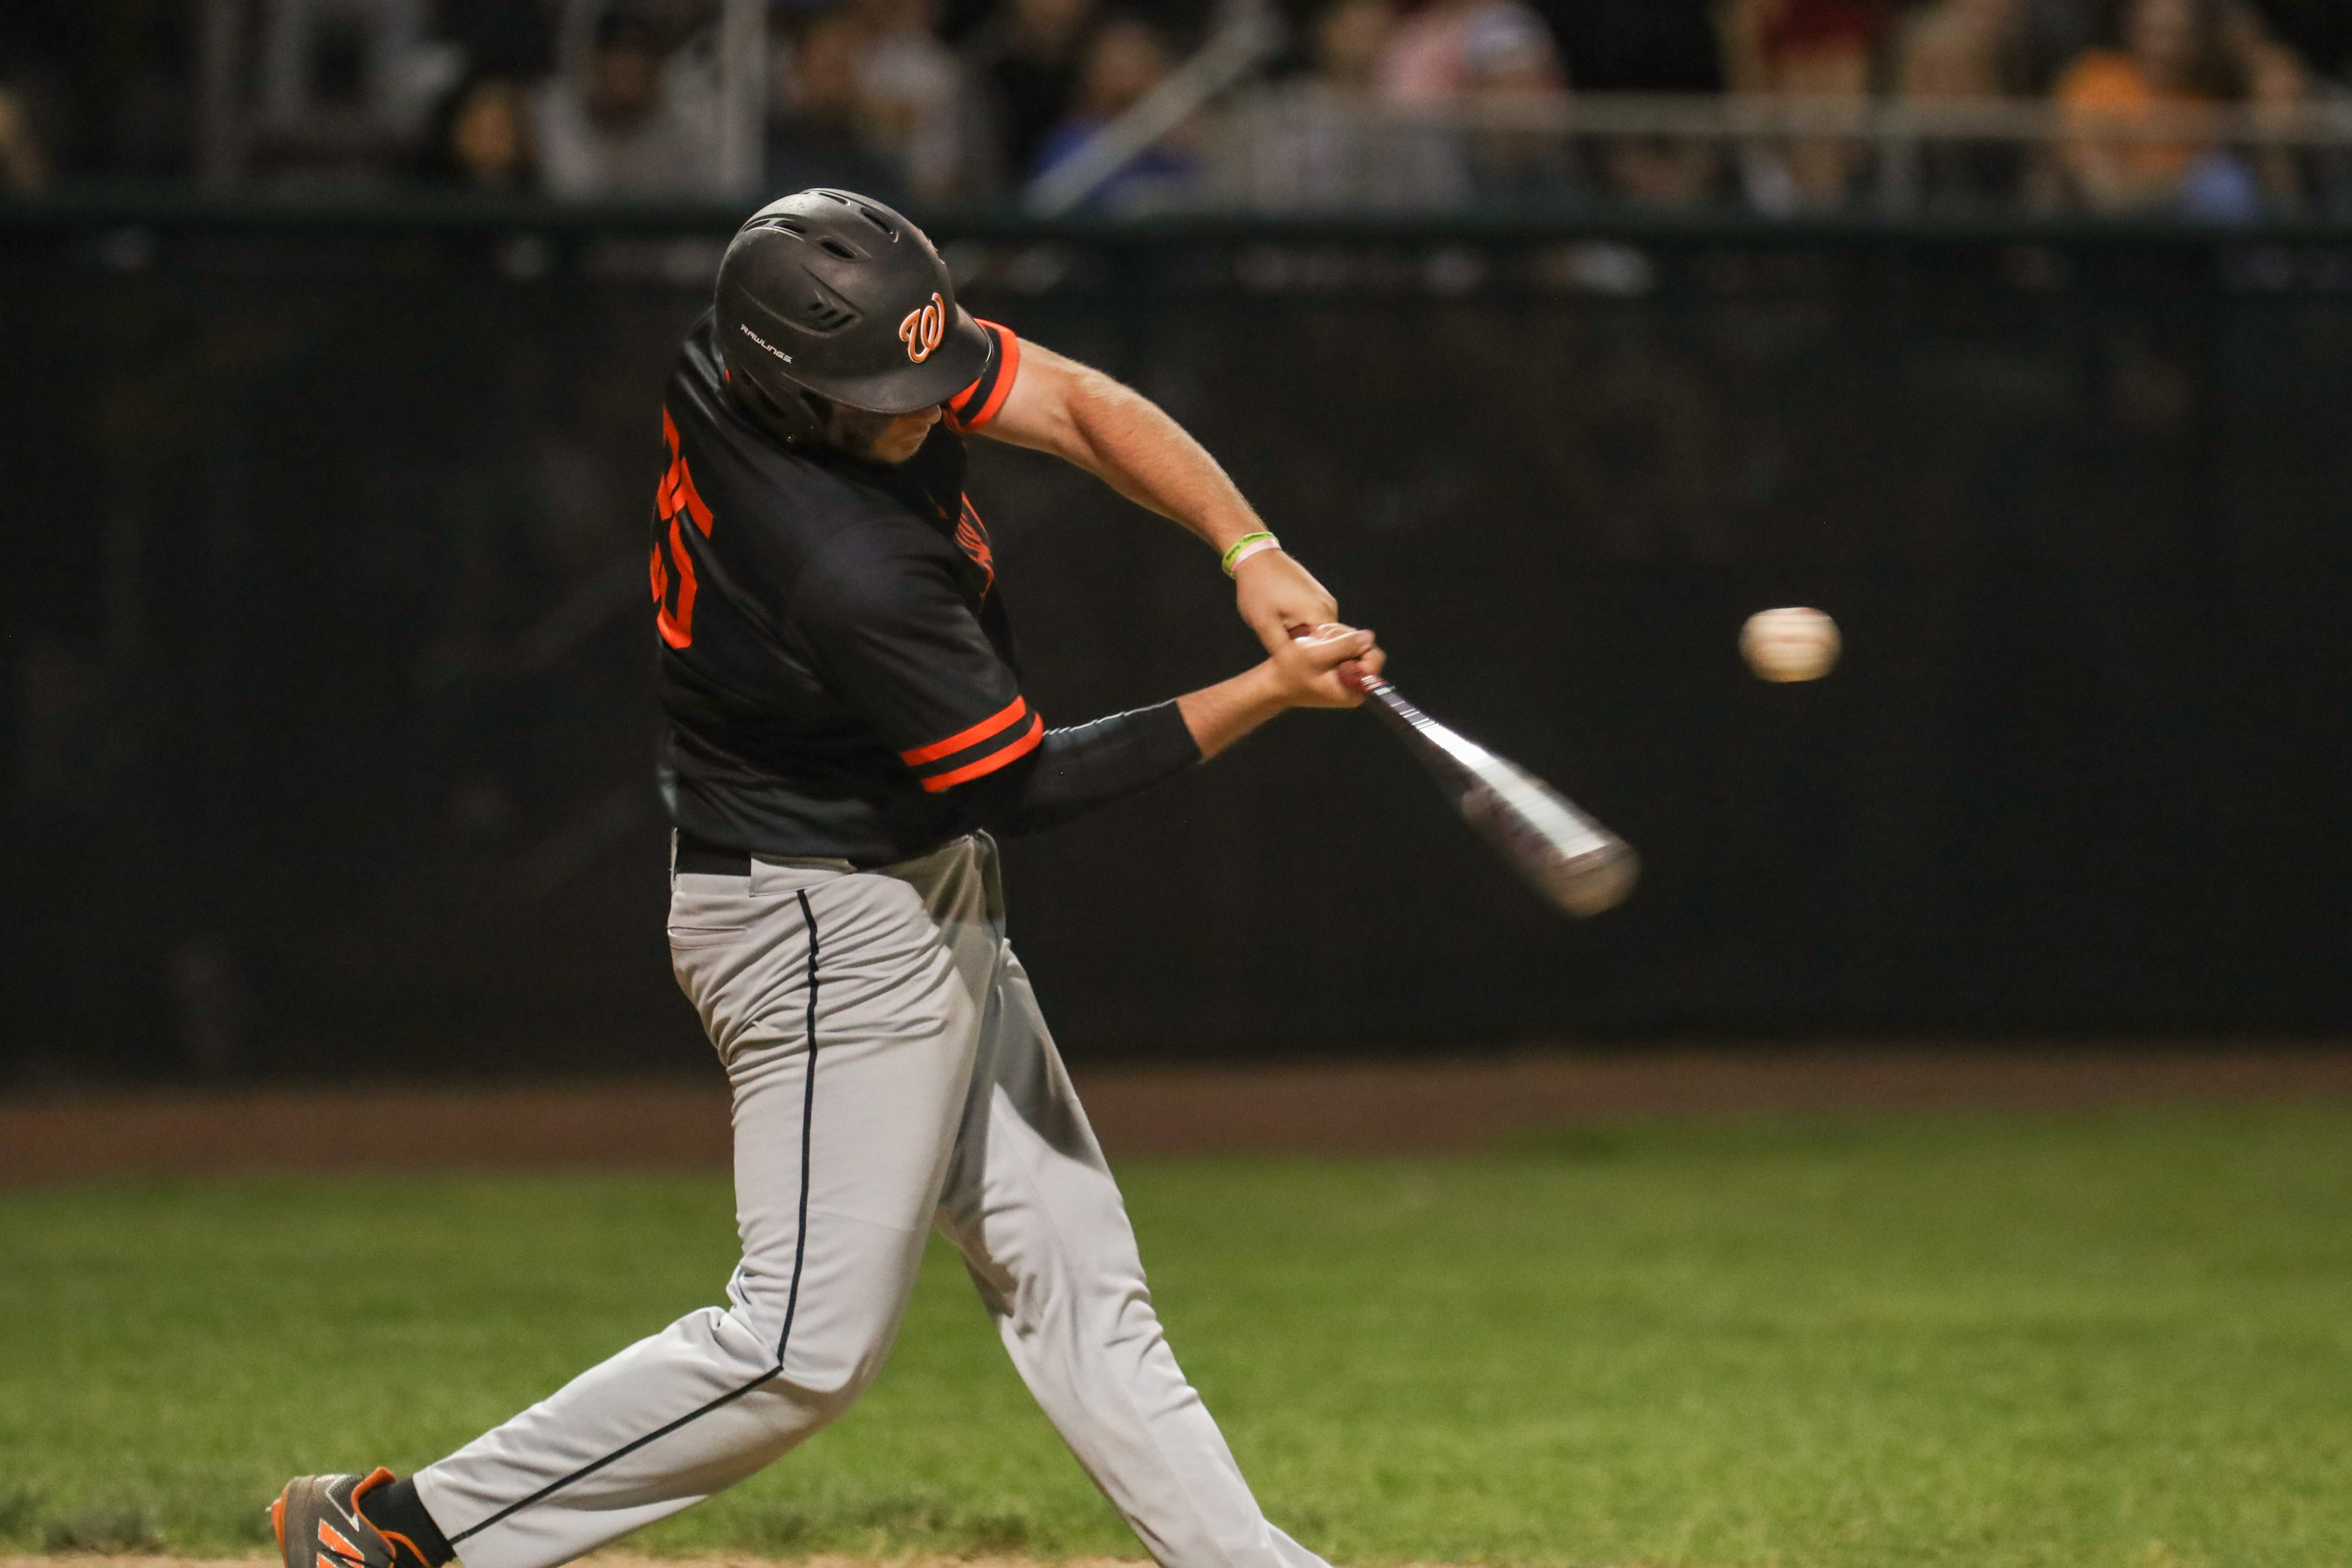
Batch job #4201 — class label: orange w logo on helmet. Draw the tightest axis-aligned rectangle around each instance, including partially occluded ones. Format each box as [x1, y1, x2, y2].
[898, 292, 946, 363]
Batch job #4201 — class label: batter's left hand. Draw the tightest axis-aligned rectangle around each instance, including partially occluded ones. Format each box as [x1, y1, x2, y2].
[1268, 623, 1384, 709]
[1234, 548, 1338, 656]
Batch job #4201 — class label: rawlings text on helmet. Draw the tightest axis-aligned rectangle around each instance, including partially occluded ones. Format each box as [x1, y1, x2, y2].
[898, 294, 946, 364]
[738, 322, 794, 364]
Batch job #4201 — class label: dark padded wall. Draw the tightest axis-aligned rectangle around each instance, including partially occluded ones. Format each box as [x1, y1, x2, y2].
[6, 218, 2349, 1079]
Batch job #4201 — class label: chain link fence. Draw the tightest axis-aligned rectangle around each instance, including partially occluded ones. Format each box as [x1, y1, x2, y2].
[7, 203, 2352, 1079]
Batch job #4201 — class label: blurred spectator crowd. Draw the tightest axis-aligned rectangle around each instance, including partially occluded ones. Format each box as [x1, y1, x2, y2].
[2, 0, 2350, 215]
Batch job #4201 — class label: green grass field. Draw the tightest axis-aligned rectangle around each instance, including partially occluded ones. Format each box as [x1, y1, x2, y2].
[4, 1105, 2351, 1568]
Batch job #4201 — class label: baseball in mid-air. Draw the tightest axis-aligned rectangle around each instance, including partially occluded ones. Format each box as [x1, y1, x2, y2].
[1740, 606, 1841, 683]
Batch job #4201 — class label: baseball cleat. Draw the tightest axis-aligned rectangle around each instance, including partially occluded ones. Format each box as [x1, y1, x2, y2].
[270, 1470, 430, 1568]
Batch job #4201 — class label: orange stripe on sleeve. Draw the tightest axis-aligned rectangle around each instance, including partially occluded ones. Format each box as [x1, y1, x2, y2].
[946, 327, 998, 419]
[900, 695, 1028, 766]
[961, 324, 1021, 432]
[919, 714, 1044, 791]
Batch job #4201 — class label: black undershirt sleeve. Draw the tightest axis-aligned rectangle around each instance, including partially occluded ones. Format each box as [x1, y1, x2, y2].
[949, 699, 1202, 838]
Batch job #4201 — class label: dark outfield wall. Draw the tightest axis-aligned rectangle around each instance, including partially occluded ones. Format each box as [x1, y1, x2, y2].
[5, 208, 2349, 1079]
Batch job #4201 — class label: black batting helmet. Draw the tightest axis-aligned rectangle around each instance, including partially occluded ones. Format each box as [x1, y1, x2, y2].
[715, 190, 991, 432]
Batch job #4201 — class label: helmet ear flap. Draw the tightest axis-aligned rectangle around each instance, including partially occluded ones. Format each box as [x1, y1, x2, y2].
[726, 365, 827, 445]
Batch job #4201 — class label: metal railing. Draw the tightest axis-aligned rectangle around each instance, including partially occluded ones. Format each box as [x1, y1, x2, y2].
[1063, 90, 2352, 220]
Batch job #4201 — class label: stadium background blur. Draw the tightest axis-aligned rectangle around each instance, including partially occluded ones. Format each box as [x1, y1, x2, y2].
[7, 0, 2352, 1082]
[11, 12, 2352, 1566]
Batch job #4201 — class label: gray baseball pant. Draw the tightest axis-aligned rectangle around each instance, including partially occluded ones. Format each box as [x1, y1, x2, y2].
[414, 833, 1327, 1568]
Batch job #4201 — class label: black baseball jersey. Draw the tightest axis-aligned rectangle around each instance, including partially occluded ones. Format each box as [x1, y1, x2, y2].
[648, 309, 1038, 866]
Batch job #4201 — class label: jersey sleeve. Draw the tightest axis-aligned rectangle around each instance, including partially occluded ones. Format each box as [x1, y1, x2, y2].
[943, 320, 1022, 435]
[790, 529, 1044, 792]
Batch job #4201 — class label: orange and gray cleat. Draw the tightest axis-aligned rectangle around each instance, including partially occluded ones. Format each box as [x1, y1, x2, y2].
[270, 1470, 432, 1568]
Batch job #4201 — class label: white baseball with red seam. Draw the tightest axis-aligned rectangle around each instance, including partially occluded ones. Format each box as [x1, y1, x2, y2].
[1740, 607, 1841, 683]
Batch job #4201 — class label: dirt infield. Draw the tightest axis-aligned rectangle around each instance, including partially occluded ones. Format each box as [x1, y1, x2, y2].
[5, 1045, 2350, 1184]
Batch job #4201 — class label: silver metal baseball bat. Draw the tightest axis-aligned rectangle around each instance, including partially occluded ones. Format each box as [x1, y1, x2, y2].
[1357, 674, 1639, 918]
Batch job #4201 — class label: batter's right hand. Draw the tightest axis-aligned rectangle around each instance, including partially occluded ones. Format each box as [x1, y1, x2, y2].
[1268, 623, 1383, 709]
[1236, 549, 1340, 656]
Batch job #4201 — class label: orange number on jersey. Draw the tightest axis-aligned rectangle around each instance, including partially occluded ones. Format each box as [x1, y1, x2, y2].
[650, 408, 715, 648]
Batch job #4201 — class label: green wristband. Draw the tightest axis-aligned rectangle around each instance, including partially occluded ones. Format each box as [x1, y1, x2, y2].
[1220, 531, 1280, 577]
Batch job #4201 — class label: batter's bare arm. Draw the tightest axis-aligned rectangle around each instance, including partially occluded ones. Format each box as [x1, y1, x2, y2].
[980, 340, 1339, 654]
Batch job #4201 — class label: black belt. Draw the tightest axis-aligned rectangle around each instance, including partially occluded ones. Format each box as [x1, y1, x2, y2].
[674, 832, 753, 877]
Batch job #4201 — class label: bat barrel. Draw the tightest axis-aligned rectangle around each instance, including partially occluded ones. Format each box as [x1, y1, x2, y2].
[1354, 673, 1638, 919]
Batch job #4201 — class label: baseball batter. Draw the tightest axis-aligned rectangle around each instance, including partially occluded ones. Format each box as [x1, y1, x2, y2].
[272, 189, 1382, 1568]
